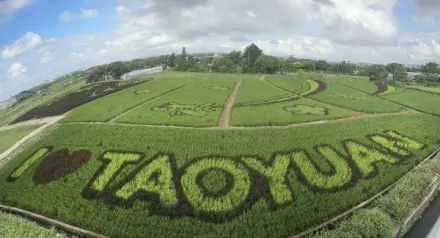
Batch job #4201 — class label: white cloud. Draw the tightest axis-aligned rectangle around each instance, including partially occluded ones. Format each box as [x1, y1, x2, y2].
[7, 62, 27, 79]
[71, 52, 86, 59]
[1, 32, 42, 59]
[59, 11, 72, 22]
[59, 8, 98, 22]
[80, 8, 98, 18]
[116, 0, 398, 46]
[0, 0, 32, 22]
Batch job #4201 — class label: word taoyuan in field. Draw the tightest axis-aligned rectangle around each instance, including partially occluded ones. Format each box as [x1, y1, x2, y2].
[8, 130, 424, 222]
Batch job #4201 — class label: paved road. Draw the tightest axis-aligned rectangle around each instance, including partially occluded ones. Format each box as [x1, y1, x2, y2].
[406, 193, 440, 238]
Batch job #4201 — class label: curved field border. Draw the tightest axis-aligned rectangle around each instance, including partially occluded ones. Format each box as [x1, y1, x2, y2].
[292, 146, 440, 238]
[303, 80, 326, 96]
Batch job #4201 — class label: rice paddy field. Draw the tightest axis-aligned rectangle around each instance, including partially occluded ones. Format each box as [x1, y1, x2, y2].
[1, 72, 440, 238]
[0, 125, 39, 154]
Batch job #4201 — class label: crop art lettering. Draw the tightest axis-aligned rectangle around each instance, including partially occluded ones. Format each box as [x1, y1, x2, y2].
[7, 131, 425, 221]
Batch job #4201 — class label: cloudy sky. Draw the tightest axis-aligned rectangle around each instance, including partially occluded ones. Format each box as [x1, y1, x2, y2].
[0, 0, 440, 100]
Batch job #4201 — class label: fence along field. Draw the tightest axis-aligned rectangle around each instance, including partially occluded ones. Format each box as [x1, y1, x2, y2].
[1, 113, 440, 238]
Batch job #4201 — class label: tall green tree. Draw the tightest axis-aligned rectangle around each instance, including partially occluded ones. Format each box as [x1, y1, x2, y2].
[212, 56, 236, 73]
[386, 63, 407, 81]
[168, 53, 176, 68]
[243, 43, 263, 72]
[181, 47, 187, 60]
[228, 51, 242, 65]
[254, 55, 280, 74]
[366, 64, 388, 81]
[420, 62, 439, 75]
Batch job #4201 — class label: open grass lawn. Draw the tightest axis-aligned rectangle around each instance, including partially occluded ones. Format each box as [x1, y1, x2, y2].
[382, 89, 440, 116]
[232, 98, 351, 126]
[0, 125, 39, 153]
[1, 113, 440, 238]
[115, 74, 239, 127]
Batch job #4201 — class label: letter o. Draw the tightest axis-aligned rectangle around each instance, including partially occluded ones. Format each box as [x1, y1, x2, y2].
[181, 158, 251, 213]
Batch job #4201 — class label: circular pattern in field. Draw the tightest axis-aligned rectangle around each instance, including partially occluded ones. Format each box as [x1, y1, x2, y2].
[198, 168, 232, 196]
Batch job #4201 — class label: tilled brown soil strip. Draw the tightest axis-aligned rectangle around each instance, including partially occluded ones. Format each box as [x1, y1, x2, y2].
[305, 80, 327, 96]
[218, 79, 242, 128]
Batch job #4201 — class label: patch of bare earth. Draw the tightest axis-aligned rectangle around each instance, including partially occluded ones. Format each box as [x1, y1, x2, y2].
[218, 79, 242, 128]
[260, 75, 267, 82]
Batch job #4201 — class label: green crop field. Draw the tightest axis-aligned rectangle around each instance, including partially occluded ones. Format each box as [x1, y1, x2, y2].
[265, 75, 309, 94]
[0, 211, 65, 237]
[406, 85, 440, 94]
[64, 73, 201, 122]
[235, 76, 291, 105]
[382, 89, 440, 116]
[1, 71, 440, 238]
[309, 79, 404, 113]
[0, 125, 39, 153]
[115, 74, 239, 127]
[232, 98, 351, 126]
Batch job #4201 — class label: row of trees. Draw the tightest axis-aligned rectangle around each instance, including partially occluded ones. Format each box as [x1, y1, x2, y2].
[85, 43, 439, 84]
[165, 44, 363, 75]
[86, 55, 169, 83]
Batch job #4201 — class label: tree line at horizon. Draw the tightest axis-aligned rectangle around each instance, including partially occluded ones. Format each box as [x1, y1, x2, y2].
[84, 43, 440, 85]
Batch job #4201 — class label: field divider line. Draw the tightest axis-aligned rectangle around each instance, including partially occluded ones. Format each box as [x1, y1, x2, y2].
[218, 79, 242, 128]
[0, 115, 65, 162]
[378, 94, 440, 118]
[61, 111, 418, 131]
[261, 76, 345, 112]
[108, 79, 204, 123]
[0, 204, 108, 238]
[292, 145, 440, 238]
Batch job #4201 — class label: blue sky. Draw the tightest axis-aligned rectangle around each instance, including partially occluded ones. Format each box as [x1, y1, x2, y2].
[1, 0, 440, 101]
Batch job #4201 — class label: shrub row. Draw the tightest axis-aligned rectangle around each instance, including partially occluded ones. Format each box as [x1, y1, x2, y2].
[312, 153, 440, 238]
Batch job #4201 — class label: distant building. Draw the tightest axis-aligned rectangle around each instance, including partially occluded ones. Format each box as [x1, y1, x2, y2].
[121, 67, 164, 80]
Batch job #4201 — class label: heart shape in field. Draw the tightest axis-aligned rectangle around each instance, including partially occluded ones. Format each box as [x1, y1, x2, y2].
[34, 149, 92, 184]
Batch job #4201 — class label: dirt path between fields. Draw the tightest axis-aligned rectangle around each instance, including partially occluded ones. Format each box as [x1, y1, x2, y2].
[218, 79, 242, 128]
[0, 115, 65, 163]
[0, 115, 64, 131]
